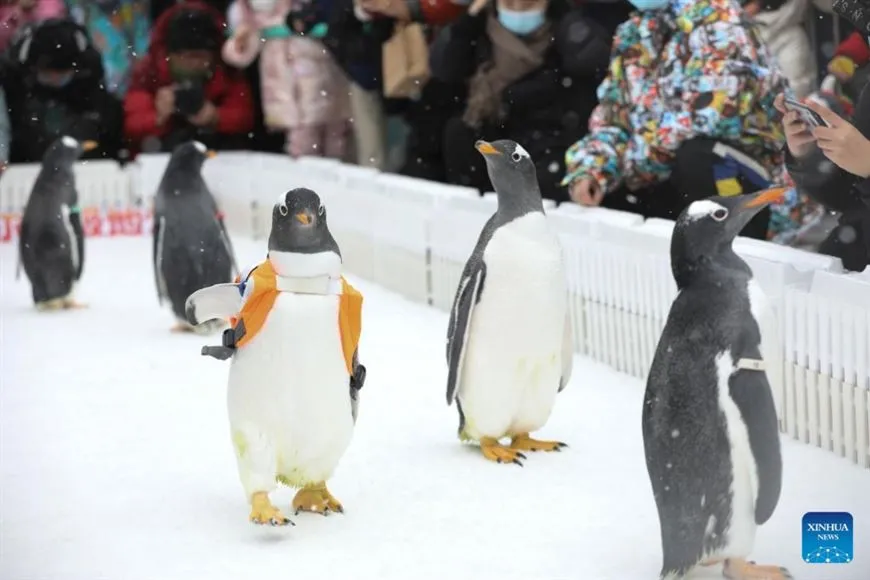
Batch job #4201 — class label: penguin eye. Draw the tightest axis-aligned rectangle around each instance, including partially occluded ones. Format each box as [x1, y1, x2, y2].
[511, 152, 522, 162]
[278, 203, 288, 217]
[712, 208, 728, 221]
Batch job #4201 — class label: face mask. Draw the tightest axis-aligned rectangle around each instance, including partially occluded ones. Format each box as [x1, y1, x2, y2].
[497, 8, 545, 36]
[36, 71, 74, 88]
[627, 0, 670, 10]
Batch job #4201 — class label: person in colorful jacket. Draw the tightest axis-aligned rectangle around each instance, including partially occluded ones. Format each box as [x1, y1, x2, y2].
[65, 0, 150, 98]
[561, 0, 789, 239]
[123, 2, 255, 155]
[0, 0, 65, 52]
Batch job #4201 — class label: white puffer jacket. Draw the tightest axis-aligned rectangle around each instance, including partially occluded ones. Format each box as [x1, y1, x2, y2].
[753, 0, 818, 98]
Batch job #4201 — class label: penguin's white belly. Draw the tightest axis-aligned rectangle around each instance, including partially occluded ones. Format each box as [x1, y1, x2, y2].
[459, 213, 567, 439]
[712, 352, 759, 559]
[227, 292, 353, 485]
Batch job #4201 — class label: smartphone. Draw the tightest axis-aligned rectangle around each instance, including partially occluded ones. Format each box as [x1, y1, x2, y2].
[783, 97, 829, 128]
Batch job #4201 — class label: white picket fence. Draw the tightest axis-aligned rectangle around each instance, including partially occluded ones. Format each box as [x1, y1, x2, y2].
[2, 153, 869, 469]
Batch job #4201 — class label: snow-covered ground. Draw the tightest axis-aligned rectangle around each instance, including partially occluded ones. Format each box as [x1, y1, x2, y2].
[2, 236, 868, 580]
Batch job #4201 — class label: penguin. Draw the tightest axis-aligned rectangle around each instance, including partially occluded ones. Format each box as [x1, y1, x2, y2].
[642, 188, 792, 580]
[445, 139, 573, 466]
[184, 188, 366, 526]
[18, 136, 97, 310]
[152, 140, 237, 333]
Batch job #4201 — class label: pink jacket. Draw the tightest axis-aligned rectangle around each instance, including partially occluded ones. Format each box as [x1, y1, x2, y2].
[222, 0, 350, 130]
[0, 0, 65, 52]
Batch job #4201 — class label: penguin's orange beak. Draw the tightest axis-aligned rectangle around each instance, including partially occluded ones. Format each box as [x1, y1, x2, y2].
[206, 150, 217, 158]
[295, 212, 311, 225]
[742, 187, 788, 209]
[81, 141, 98, 151]
[475, 140, 500, 156]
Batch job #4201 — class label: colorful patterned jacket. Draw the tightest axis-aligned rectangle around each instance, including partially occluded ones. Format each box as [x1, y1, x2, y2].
[562, 0, 789, 195]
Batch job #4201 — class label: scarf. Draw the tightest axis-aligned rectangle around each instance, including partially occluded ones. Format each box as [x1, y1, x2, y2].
[462, 12, 553, 129]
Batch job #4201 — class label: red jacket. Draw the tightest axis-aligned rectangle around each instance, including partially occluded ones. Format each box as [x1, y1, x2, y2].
[123, 1, 254, 149]
[416, 0, 465, 25]
[834, 31, 870, 66]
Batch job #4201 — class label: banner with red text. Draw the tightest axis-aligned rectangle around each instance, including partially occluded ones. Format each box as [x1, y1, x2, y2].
[0, 205, 153, 243]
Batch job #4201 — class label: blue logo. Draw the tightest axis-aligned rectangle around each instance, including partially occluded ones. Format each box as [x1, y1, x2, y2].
[802, 512, 853, 564]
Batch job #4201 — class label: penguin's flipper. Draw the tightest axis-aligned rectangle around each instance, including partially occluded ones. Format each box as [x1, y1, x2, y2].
[728, 357, 783, 525]
[185, 283, 242, 326]
[59, 204, 81, 279]
[153, 216, 168, 305]
[349, 348, 365, 423]
[68, 207, 85, 281]
[559, 306, 573, 392]
[445, 262, 486, 405]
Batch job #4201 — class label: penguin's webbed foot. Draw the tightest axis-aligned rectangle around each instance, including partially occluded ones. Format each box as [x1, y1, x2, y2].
[35, 298, 64, 311]
[509, 433, 567, 453]
[170, 321, 195, 333]
[480, 437, 525, 466]
[292, 482, 343, 515]
[249, 491, 294, 526]
[723, 558, 793, 580]
[61, 298, 87, 309]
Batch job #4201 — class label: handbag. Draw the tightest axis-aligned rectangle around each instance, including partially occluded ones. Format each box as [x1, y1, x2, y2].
[382, 21, 430, 98]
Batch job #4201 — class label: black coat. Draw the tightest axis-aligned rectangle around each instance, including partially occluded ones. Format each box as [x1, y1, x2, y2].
[786, 88, 870, 271]
[429, 1, 626, 163]
[1, 20, 123, 164]
[322, 0, 395, 91]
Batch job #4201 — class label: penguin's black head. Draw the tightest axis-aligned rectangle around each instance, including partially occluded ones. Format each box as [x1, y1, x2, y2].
[268, 188, 340, 257]
[167, 141, 215, 173]
[42, 136, 98, 168]
[475, 139, 542, 211]
[670, 187, 787, 284]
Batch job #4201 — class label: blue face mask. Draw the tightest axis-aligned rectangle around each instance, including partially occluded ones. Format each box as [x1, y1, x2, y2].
[627, 0, 670, 10]
[498, 8, 546, 36]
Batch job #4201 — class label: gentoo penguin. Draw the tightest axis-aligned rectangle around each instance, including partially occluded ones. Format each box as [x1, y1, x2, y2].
[18, 136, 97, 310]
[642, 188, 791, 580]
[184, 188, 366, 525]
[445, 139, 573, 466]
[152, 140, 237, 333]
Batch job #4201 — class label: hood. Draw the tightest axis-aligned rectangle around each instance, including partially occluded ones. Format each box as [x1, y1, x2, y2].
[661, 0, 741, 29]
[753, 0, 809, 38]
[146, 1, 227, 60]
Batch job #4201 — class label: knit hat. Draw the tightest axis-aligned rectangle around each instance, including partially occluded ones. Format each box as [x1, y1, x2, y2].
[165, 8, 221, 53]
[16, 18, 91, 70]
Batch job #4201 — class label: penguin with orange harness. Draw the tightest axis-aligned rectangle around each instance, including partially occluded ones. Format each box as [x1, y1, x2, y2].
[185, 188, 365, 526]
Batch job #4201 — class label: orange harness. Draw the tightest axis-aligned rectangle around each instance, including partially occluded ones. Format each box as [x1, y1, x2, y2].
[229, 259, 362, 375]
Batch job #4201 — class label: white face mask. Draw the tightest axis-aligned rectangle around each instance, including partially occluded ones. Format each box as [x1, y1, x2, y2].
[248, 0, 277, 12]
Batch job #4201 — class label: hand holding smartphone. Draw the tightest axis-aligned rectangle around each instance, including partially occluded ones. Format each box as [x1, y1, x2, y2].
[783, 97, 829, 128]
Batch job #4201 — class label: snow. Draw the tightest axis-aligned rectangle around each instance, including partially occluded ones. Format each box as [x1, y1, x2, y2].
[2, 236, 869, 580]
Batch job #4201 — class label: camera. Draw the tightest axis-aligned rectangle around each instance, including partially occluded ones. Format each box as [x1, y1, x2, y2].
[174, 79, 205, 117]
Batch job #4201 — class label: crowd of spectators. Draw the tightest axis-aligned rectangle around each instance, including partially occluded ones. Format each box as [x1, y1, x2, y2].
[0, 0, 868, 270]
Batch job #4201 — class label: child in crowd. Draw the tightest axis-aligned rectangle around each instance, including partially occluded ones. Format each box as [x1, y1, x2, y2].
[222, 0, 351, 160]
